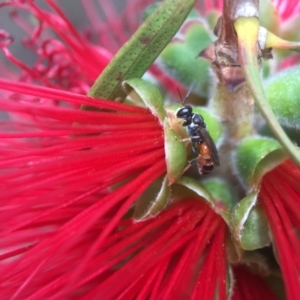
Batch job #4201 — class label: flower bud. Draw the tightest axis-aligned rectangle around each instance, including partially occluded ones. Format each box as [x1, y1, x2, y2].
[264, 66, 300, 129]
[158, 19, 212, 97]
[233, 136, 285, 190]
[231, 136, 287, 250]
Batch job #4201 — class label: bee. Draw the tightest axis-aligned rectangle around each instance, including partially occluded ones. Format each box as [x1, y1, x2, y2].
[176, 90, 220, 175]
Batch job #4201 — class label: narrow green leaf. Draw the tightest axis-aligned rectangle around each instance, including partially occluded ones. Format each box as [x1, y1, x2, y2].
[143, 5, 200, 22]
[85, 0, 196, 104]
[264, 29, 300, 52]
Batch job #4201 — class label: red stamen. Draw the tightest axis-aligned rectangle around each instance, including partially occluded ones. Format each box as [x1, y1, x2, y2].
[0, 79, 151, 113]
[260, 176, 300, 300]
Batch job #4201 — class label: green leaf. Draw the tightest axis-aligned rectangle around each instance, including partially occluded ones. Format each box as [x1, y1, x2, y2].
[143, 4, 200, 21]
[202, 178, 236, 211]
[241, 204, 270, 250]
[177, 176, 232, 223]
[142, 3, 161, 21]
[231, 191, 271, 250]
[85, 0, 196, 104]
[133, 176, 170, 221]
[164, 119, 187, 184]
[122, 78, 166, 124]
[177, 175, 212, 201]
[264, 66, 300, 129]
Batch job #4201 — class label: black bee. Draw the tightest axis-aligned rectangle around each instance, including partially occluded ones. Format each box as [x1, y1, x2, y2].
[176, 90, 220, 175]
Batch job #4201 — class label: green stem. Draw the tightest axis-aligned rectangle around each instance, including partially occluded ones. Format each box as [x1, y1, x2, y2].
[235, 17, 300, 169]
[212, 83, 255, 141]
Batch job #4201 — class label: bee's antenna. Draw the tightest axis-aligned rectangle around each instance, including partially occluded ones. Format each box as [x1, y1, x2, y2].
[184, 83, 196, 105]
[176, 88, 183, 106]
[177, 83, 197, 106]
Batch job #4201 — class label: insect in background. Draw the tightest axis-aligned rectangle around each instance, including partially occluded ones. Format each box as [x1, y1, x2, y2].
[176, 88, 220, 175]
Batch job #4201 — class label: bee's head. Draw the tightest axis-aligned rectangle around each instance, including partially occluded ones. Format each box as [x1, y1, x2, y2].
[176, 105, 193, 126]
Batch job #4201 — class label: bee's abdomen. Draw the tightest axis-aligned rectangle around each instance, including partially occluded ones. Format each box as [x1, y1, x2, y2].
[199, 164, 214, 175]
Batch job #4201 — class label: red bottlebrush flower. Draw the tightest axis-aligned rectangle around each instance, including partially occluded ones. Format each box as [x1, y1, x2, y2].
[259, 160, 300, 300]
[75, 199, 228, 300]
[30, 198, 227, 300]
[196, 0, 223, 13]
[0, 0, 114, 93]
[0, 80, 167, 299]
[277, 54, 300, 70]
[0, 80, 230, 299]
[232, 266, 278, 300]
[272, 0, 300, 20]
[0, 0, 178, 94]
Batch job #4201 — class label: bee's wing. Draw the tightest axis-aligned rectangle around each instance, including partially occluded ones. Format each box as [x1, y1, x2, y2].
[199, 128, 220, 166]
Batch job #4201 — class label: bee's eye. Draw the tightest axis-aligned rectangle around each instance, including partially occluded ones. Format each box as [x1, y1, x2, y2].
[176, 106, 192, 119]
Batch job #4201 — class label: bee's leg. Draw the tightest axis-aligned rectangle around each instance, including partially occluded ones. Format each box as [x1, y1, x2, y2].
[181, 158, 197, 174]
[180, 137, 191, 146]
[180, 136, 200, 145]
